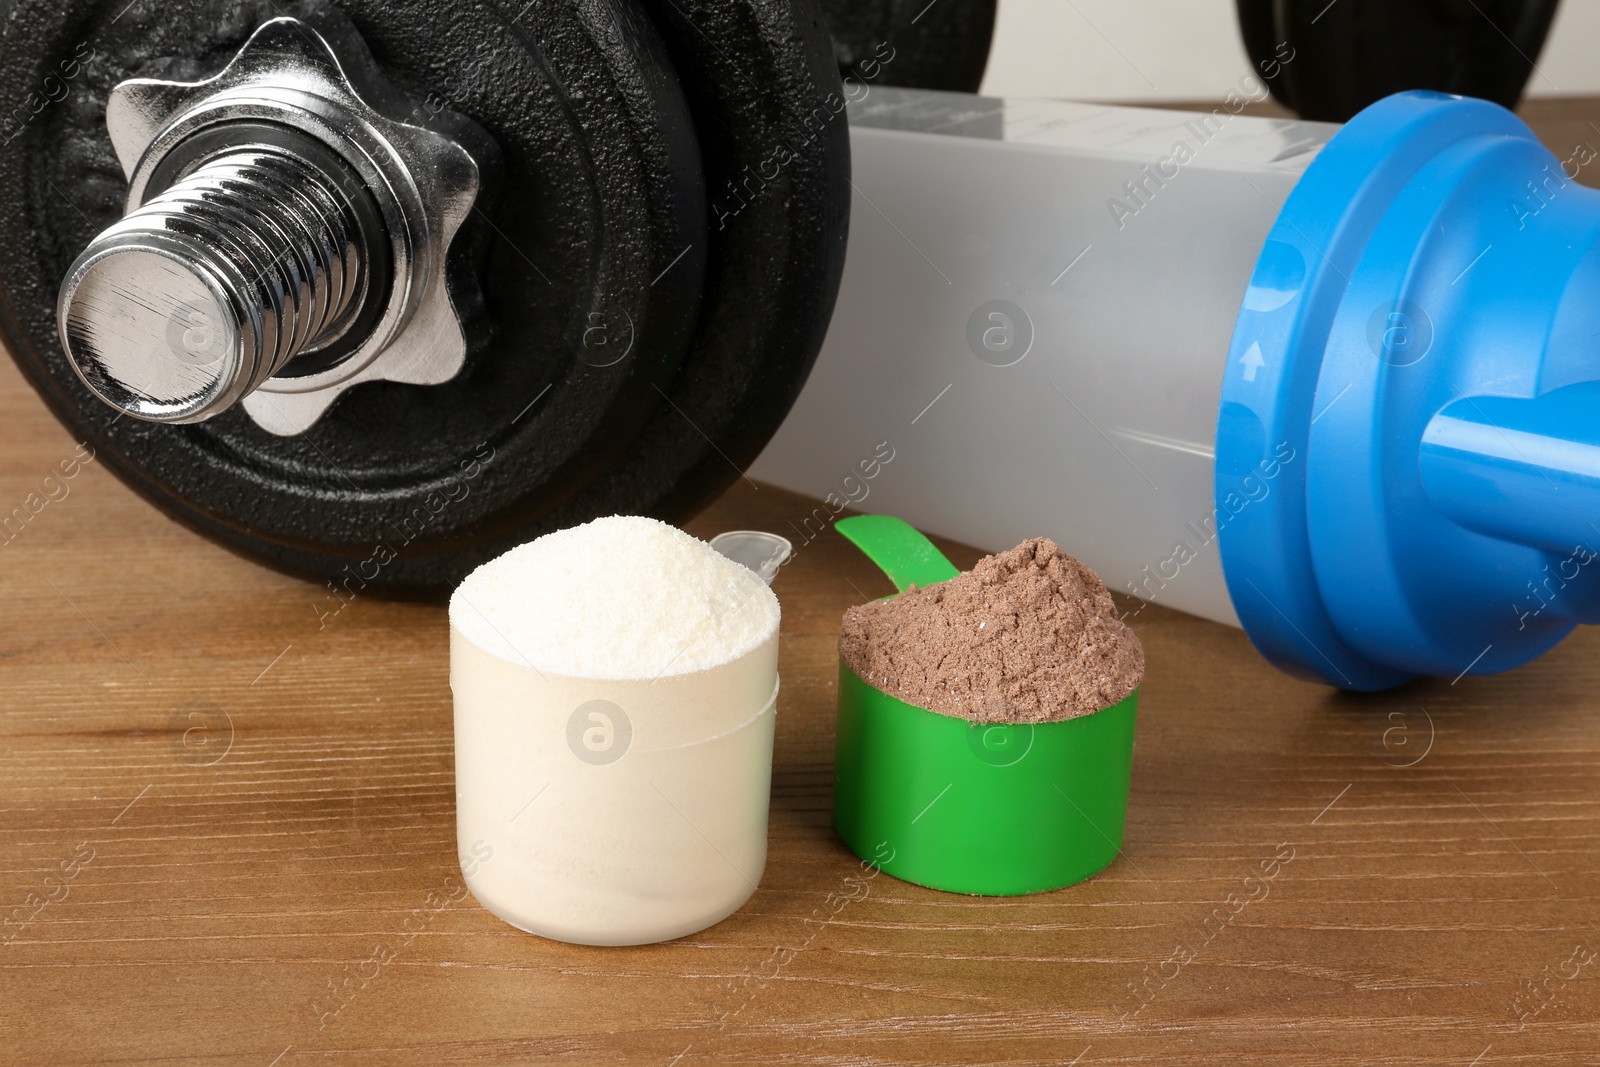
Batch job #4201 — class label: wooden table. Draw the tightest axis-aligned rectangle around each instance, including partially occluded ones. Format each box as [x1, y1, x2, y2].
[5, 99, 1600, 1067]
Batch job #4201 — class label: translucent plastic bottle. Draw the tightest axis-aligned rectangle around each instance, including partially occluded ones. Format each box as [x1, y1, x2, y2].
[755, 87, 1600, 689]
[755, 86, 1333, 627]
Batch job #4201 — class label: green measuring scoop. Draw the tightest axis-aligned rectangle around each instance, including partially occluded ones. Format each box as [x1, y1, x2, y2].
[833, 515, 1139, 896]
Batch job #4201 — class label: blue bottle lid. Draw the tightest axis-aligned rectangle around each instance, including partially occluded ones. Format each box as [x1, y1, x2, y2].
[1217, 91, 1600, 689]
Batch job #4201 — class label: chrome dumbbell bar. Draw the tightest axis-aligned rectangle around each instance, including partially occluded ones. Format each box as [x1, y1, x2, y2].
[55, 17, 481, 434]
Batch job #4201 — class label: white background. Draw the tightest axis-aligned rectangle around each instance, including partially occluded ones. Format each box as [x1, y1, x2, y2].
[977, 0, 1600, 101]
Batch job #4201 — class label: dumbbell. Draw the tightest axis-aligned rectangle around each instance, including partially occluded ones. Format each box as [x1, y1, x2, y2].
[0, 0, 859, 596]
[820, 0, 997, 93]
[0, 0, 998, 596]
[1238, 0, 1560, 121]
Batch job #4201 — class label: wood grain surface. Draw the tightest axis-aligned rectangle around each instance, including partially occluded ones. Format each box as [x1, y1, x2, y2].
[4, 100, 1600, 1066]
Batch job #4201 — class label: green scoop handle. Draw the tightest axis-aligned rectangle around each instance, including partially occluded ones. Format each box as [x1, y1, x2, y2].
[835, 514, 960, 592]
[831, 514, 1138, 896]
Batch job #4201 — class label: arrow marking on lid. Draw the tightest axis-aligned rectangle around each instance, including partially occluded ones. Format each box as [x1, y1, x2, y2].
[1241, 341, 1266, 382]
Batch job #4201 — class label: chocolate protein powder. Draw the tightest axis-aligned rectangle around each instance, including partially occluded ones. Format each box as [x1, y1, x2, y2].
[838, 538, 1144, 724]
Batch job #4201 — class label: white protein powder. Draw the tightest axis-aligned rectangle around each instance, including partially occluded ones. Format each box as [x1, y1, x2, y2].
[449, 515, 782, 945]
[449, 514, 780, 679]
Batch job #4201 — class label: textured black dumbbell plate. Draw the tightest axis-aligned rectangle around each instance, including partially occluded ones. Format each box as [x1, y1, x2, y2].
[1237, 0, 1559, 121]
[819, 0, 997, 93]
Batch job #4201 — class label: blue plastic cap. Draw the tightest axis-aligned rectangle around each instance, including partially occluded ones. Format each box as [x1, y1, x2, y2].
[1217, 91, 1600, 690]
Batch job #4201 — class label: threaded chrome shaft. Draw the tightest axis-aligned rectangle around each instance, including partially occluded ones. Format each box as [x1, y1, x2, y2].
[58, 142, 373, 424]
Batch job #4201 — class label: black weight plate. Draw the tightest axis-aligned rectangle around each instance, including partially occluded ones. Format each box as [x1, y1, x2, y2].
[523, 0, 851, 537]
[1238, 0, 1560, 122]
[0, 0, 708, 594]
[819, 0, 997, 93]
